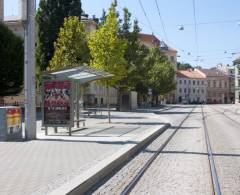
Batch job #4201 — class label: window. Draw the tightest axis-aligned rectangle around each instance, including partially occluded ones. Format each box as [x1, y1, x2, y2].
[184, 80, 186, 84]
[184, 88, 187, 93]
[213, 80, 216, 87]
[202, 81, 204, 85]
[197, 80, 200, 85]
[202, 89, 204, 93]
[208, 81, 210, 87]
[225, 82, 227, 87]
[179, 88, 182, 93]
[193, 89, 195, 93]
[179, 80, 182, 84]
[193, 80, 195, 85]
[189, 80, 191, 84]
[219, 81, 222, 88]
[170, 56, 175, 62]
[94, 97, 98, 104]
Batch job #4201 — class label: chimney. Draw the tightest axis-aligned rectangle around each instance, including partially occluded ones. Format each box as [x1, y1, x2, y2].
[0, 0, 3, 21]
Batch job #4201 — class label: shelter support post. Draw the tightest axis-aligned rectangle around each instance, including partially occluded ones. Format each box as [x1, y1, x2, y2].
[107, 86, 111, 123]
[69, 127, 72, 136]
[76, 82, 80, 128]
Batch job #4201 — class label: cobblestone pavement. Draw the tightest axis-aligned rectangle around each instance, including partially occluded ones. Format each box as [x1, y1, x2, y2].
[204, 105, 240, 195]
[130, 106, 212, 195]
[91, 105, 213, 195]
[0, 110, 167, 195]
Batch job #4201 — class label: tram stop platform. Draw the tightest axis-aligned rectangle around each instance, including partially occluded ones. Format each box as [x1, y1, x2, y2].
[0, 110, 169, 195]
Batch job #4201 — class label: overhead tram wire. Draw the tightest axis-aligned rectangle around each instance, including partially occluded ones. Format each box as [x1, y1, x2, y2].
[192, 0, 200, 62]
[138, 0, 155, 34]
[180, 19, 240, 26]
[155, 0, 169, 43]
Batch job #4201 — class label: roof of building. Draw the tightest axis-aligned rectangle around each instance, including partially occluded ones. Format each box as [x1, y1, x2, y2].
[200, 68, 228, 77]
[177, 69, 205, 79]
[160, 41, 177, 52]
[138, 33, 160, 45]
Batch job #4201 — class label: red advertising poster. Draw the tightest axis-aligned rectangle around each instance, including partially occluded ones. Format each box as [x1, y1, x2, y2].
[43, 80, 72, 126]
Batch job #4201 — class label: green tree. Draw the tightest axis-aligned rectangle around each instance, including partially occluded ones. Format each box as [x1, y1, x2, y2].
[118, 8, 149, 93]
[88, 3, 126, 86]
[177, 62, 193, 70]
[49, 16, 89, 70]
[36, 0, 82, 71]
[147, 47, 176, 104]
[0, 23, 24, 95]
[88, 2, 126, 122]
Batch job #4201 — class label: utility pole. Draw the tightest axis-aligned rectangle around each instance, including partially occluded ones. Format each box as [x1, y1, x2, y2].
[24, 0, 36, 140]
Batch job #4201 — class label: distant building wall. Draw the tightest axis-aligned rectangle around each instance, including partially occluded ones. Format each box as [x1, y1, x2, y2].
[234, 63, 240, 103]
[83, 83, 118, 106]
[216, 63, 235, 102]
[177, 69, 207, 103]
[4, 21, 24, 39]
[0, 0, 3, 21]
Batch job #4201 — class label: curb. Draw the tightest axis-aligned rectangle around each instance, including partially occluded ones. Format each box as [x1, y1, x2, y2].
[48, 123, 170, 195]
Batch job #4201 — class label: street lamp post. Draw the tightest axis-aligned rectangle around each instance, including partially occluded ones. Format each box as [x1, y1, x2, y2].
[24, 0, 36, 140]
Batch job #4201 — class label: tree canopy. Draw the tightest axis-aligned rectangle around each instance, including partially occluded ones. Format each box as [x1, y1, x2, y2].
[36, 0, 82, 71]
[88, 2, 127, 86]
[0, 23, 24, 95]
[49, 16, 89, 70]
[147, 47, 176, 95]
[177, 62, 193, 70]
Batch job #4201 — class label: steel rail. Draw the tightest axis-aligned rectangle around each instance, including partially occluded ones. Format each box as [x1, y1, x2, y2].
[201, 105, 222, 195]
[209, 106, 240, 126]
[120, 106, 196, 195]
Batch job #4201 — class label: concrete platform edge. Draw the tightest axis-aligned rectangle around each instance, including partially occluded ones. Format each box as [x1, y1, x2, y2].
[48, 123, 170, 195]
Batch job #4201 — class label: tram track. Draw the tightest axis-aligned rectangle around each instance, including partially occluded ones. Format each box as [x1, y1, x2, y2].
[89, 105, 240, 195]
[119, 106, 197, 195]
[208, 105, 240, 126]
[201, 105, 221, 195]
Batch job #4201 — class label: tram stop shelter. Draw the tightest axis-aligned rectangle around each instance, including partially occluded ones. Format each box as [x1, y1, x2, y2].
[41, 66, 113, 136]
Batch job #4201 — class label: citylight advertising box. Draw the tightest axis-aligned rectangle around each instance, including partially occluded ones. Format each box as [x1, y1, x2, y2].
[0, 106, 22, 140]
[42, 80, 74, 127]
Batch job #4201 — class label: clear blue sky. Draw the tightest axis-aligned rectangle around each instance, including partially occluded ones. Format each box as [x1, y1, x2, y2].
[4, 0, 240, 68]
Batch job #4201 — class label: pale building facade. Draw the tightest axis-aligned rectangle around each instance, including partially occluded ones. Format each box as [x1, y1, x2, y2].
[83, 83, 118, 106]
[0, 0, 3, 21]
[217, 63, 235, 102]
[200, 68, 230, 104]
[177, 69, 207, 103]
[4, 16, 24, 39]
[233, 58, 240, 103]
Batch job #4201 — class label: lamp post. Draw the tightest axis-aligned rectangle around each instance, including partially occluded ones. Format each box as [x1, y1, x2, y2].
[23, 0, 36, 140]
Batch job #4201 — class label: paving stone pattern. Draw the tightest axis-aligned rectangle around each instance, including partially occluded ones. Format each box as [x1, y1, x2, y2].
[131, 106, 213, 195]
[91, 106, 213, 195]
[204, 105, 240, 195]
[0, 110, 165, 195]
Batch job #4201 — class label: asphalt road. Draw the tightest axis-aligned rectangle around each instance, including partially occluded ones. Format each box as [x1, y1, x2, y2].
[91, 104, 240, 195]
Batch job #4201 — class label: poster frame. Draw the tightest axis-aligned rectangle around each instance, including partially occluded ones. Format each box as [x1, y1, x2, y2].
[41, 79, 74, 128]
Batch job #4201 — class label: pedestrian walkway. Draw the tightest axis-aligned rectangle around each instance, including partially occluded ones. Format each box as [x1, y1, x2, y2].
[0, 110, 168, 195]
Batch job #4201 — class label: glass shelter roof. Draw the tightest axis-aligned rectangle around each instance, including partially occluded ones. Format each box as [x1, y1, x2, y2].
[43, 66, 113, 83]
